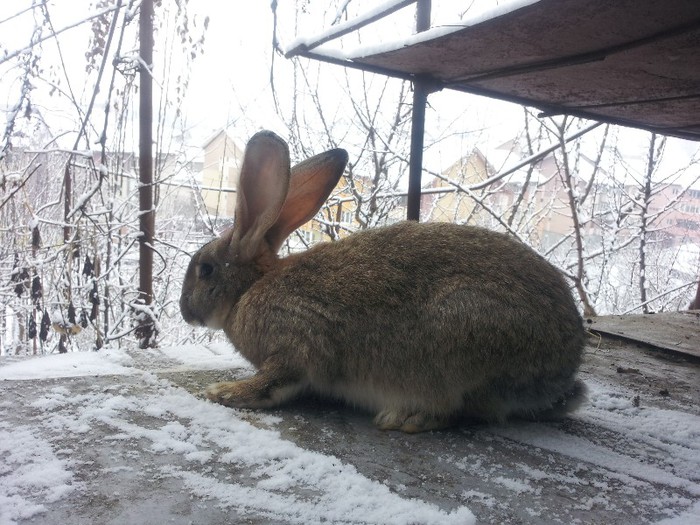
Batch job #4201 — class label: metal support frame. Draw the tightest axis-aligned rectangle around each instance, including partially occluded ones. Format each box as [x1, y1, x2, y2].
[406, 0, 431, 221]
[407, 80, 428, 221]
[286, 0, 432, 221]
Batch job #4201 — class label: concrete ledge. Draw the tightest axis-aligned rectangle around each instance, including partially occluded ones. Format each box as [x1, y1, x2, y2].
[1, 328, 699, 524]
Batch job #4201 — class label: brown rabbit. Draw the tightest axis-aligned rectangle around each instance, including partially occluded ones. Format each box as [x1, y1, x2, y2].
[180, 130, 586, 433]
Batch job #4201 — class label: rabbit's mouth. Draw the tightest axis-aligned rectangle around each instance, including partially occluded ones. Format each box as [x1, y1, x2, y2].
[180, 297, 227, 331]
[183, 315, 204, 327]
[181, 310, 204, 327]
[179, 295, 203, 327]
[199, 310, 228, 330]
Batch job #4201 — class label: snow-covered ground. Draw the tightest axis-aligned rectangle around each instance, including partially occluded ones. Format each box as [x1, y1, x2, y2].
[0, 334, 699, 524]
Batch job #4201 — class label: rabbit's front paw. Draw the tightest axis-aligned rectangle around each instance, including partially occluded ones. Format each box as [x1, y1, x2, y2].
[374, 409, 450, 433]
[206, 380, 270, 409]
[206, 370, 305, 410]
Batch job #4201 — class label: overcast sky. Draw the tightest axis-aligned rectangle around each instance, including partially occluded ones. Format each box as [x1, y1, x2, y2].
[1, 0, 698, 184]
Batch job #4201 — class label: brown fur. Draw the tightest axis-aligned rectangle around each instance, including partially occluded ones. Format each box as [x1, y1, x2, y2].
[180, 131, 586, 433]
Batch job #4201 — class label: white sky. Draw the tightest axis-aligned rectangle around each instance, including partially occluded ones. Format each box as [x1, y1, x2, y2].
[1, 0, 699, 184]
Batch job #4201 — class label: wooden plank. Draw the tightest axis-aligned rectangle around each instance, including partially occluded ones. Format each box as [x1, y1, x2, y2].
[589, 311, 700, 359]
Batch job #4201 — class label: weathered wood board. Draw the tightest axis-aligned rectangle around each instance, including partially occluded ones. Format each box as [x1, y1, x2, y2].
[589, 311, 700, 359]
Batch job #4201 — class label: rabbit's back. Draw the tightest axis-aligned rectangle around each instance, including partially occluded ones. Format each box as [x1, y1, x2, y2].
[230, 221, 585, 421]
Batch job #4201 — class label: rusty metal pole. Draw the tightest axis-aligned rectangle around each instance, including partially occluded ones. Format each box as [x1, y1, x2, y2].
[137, 0, 156, 348]
[406, 0, 431, 221]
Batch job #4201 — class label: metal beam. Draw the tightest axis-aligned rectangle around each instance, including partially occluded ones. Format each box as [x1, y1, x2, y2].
[406, 0, 431, 221]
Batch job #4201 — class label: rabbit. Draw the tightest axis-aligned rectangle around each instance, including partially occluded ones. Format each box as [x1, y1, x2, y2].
[180, 130, 587, 433]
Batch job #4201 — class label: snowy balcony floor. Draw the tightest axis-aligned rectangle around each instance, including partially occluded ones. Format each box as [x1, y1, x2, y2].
[1, 314, 699, 524]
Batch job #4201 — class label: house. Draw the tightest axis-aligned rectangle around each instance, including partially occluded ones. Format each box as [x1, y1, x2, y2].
[285, 176, 369, 252]
[199, 130, 244, 218]
[421, 148, 492, 223]
[421, 138, 700, 251]
[419, 140, 619, 250]
[649, 184, 700, 245]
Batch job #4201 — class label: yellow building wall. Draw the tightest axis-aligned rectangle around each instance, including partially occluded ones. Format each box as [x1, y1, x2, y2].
[201, 131, 243, 218]
[425, 150, 491, 224]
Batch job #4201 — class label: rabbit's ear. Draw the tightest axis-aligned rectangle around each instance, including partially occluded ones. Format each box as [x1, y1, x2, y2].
[230, 131, 291, 262]
[265, 148, 348, 252]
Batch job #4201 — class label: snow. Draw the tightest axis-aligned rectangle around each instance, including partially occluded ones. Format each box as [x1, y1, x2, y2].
[0, 347, 133, 380]
[1, 339, 698, 524]
[288, 0, 541, 61]
[348, 0, 541, 59]
[0, 423, 79, 523]
[157, 341, 252, 371]
[656, 501, 700, 525]
[0, 345, 475, 525]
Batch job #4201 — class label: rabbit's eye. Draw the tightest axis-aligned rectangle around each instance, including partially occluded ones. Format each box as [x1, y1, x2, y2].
[198, 263, 214, 279]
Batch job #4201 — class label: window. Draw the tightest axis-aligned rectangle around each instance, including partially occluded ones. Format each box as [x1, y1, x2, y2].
[299, 229, 322, 243]
[676, 219, 700, 230]
[300, 229, 314, 243]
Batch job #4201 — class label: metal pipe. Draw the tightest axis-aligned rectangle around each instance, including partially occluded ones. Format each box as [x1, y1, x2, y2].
[285, 0, 418, 57]
[137, 0, 155, 347]
[406, 0, 431, 221]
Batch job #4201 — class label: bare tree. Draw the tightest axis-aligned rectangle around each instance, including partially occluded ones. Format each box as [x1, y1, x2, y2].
[637, 133, 665, 313]
[550, 117, 598, 316]
[0, 0, 208, 354]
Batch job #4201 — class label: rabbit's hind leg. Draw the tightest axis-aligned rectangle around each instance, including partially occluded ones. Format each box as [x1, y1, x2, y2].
[373, 408, 451, 433]
[206, 363, 308, 410]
